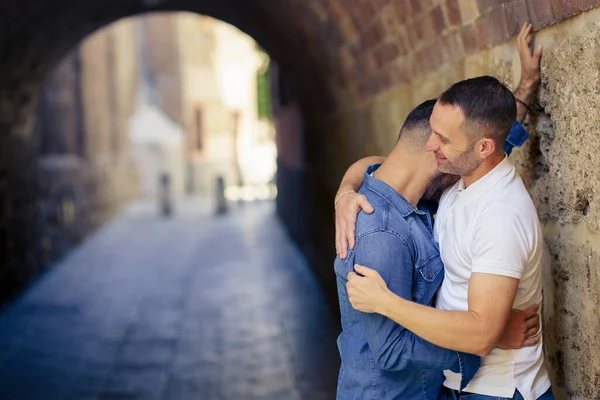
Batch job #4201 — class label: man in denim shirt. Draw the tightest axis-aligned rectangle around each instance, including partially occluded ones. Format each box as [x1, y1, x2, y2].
[334, 100, 535, 400]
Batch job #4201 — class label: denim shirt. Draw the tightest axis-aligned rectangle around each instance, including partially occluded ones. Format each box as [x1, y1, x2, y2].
[335, 165, 480, 400]
[334, 122, 528, 400]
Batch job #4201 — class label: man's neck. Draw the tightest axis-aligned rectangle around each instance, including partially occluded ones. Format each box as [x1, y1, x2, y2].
[372, 149, 431, 207]
[462, 151, 506, 188]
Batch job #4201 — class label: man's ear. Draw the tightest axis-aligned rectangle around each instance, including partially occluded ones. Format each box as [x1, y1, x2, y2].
[477, 138, 496, 158]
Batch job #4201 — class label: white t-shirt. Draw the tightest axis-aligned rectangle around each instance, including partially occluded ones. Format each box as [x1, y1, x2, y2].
[434, 156, 551, 400]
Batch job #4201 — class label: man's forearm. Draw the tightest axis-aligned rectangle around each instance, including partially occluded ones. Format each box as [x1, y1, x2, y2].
[377, 292, 495, 357]
[336, 156, 386, 197]
[514, 80, 539, 123]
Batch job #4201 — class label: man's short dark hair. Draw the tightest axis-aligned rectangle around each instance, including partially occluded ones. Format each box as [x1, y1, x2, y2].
[397, 99, 437, 147]
[438, 76, 516, 147]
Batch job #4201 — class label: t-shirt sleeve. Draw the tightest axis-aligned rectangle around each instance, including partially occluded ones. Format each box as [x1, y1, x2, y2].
[470, 209, 531, 279]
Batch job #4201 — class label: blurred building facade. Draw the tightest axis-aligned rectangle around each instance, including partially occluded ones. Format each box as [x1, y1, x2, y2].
[139, 13, 275, 199]
[29, 12, 275, 296]
[34, 18, 140, 270]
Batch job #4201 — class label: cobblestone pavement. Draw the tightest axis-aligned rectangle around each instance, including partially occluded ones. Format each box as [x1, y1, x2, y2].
[0, 199, 341, 400]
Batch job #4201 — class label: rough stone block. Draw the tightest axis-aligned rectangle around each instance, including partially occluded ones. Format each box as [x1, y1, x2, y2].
[542, 233, 600, 399]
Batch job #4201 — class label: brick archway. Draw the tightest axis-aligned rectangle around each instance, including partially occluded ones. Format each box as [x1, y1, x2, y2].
[2, 2, 600, 397]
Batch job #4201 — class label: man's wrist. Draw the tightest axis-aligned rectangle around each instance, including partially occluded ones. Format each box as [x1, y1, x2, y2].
[376, 289, 398, 317]
[518, 78, 538, 89]
[336, 183, 355, 199]
[515, 80, 539, 98]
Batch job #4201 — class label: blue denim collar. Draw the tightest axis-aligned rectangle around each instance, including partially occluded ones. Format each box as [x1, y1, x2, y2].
[362, 164, 427, 218]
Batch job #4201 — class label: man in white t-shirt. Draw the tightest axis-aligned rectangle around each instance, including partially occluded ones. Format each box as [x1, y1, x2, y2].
[343, 75, 553, 400]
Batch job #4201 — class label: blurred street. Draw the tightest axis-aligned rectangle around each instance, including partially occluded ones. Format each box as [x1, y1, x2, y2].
[0, 198, 340, 400]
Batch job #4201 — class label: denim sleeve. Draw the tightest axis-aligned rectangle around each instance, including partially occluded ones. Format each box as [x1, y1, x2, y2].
[353, 231, 480, 383]
[504, 121, 529, 155]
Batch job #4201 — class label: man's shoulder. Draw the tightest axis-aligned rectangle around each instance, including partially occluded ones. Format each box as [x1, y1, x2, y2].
[481, 172, 538, 218]
[355, 197, 412, 242]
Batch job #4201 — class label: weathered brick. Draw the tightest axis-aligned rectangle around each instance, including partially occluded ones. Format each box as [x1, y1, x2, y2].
[377, 70, 392, 93]
[416, 43, 444, 72]
[328, 0, 349, 22]
[387, 62, 413, 84]
[339, 46, 354, 69]
[431, 5, 448, 35]
[460, 23, 479, 54]
[381, 5, 402, 37]
[443, 32, 465, 63]
[475, 4, 509, 48]
[446, 0, 463, 25]
[525, 0, 554, 30]
[359, 21, 386, 49]
[459, 0, 481, 22]
[321, 19, 344, 48]
[408, 0, 425, 15]
[310, 1, 330, 22]
[413, 12, 438, 44]
[340, 18, 358, 42]
[551, 0, 583, 22]
[476, 0, 497, 12]
[391, 0, 410, 23]
[350, 1, 378, 27]
[372, 42, 402, 69]
[344, 67, 361, 92]
[505, 0, 530, 38]
[578, 0, 600, 11]
[415, 47, 433, 72]
[406, 21, 421, 49]
[397, 25, 414, 53]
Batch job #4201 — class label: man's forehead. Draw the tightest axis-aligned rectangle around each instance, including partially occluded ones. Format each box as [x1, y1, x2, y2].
[432, 101, 465, 119]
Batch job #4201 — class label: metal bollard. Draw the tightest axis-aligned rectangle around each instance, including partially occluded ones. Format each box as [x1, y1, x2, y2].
[159, 172, 172, 217]
[216, 176, 227, 214]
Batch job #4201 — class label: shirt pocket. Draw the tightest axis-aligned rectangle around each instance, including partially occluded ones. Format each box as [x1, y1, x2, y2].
[415, 255, 444, 304]
[418, 255, 444, 282]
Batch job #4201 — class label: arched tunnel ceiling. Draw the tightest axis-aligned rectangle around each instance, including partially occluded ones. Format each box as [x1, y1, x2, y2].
[0, 0, 349, 138]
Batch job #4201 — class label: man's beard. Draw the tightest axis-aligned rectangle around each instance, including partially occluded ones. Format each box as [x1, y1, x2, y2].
[437, 145, 482, 177]
[422, 172, 460, 201]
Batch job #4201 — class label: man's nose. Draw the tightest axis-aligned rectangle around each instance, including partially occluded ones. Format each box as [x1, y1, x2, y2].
[425, 134, 438, 151]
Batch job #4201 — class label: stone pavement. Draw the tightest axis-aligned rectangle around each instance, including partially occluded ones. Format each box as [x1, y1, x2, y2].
[0, 199, 341, 400]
